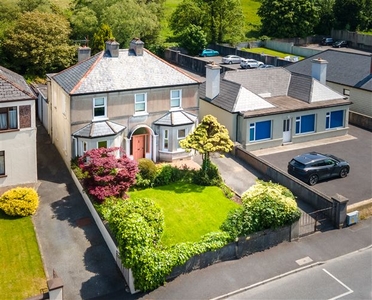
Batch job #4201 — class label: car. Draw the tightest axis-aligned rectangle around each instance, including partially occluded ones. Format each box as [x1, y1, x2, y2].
[320, 37, 334, 46]
[332, 40, 348, 48]
[287, 152, 350, 186]
[240, 59, 264, 69]
[199, 49, 219, 57]
[221, 55, 243, 64]
[258, 64, 275, 69]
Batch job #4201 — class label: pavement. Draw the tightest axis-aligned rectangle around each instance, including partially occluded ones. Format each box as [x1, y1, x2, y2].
[32, 121, 372, 300]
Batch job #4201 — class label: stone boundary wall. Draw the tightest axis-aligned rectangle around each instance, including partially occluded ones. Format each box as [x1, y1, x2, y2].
[349, 111, 372, 131]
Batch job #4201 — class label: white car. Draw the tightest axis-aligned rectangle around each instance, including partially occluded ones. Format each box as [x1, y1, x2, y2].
[240, 59, 264, 69]
[222, 55, 243, 64]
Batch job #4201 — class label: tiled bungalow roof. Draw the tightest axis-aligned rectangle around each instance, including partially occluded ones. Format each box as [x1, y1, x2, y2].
[52, 49, 200, 95]
[0, 66, 36, 102]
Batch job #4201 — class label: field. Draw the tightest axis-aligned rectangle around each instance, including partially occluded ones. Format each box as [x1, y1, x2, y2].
[0, 211, 47, 299]
[129, 183, 240, 246]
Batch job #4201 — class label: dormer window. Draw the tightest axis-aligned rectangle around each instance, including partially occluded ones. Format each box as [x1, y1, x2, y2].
[170, 90, 182, 109]
[93, 97, 106, 120]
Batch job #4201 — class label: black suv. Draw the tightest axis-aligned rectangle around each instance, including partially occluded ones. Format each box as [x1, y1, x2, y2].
[288, 152, 350, 186]
[320, 37, 334, 46]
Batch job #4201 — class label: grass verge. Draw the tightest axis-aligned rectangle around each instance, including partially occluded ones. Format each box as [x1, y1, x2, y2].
[0, 210, 46, 299]
[242, 47, 305, 60]
[129, 182, 240, 246]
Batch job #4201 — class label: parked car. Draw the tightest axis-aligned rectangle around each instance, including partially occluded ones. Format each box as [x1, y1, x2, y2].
[287, 152, 350, 186]
[222, 55, 243, 64]
[332, 40, 348, 48]
[320, 37, 334, 46]
[199, 49, 219, 57]
[240, 59, 264, 69]
[258, 64, 275, 69]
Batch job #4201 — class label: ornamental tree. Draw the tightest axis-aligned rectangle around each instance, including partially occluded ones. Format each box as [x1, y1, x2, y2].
[180, 115, 234, 174]
[78, 147, 138, 203]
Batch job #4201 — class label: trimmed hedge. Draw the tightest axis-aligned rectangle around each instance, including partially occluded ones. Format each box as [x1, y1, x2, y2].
[0, 187, 39, 217]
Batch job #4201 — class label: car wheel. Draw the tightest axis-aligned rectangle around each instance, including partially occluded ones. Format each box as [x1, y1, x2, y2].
[203, 54, 207, 57]
[308, 174, 319, 186]
[229, 61, 232, 64]
[339, 168, 348, 178]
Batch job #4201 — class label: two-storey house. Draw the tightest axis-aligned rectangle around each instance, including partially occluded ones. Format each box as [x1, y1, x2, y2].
[47, 39, 200, 168]
[0, 66, 37, 190]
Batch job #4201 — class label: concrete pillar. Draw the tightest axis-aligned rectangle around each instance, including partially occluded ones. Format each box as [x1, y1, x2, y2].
[332, 194, 349, 229]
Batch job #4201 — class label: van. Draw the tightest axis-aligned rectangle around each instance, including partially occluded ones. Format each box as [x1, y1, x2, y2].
[320, 37, 334, 46]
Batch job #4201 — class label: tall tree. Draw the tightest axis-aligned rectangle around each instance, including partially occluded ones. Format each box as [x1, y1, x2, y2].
[258, 0, 319, 38]
[313, 0, 335, 35]
[1, 11, 76, 76]
[91, 24, 114, 54]
[360, 0, 372, 31]
[333, 0, 363, 31]
[69, 6, 98, 41]
[180, 115, 234, 174]
[177, 25, 207, 55]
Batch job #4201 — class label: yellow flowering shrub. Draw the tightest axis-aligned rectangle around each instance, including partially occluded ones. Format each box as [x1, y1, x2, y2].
[0, 187, 39, 217]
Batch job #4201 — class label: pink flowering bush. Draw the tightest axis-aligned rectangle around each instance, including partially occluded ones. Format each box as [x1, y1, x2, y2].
[78, 147, 138, 203]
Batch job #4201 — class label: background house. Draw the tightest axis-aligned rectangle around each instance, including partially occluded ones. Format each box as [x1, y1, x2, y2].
[47, 39, 200, 168]
[285, 50, 372, 129]
[199, 60, 351, 151]
[0, 66, 37, 190]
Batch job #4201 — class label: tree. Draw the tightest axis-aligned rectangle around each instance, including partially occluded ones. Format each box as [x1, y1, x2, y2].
[78, 147, 138, 203]
[360, 0, 372, 31]
[258, 0, 319, 38]
[69, 6, 98, 41]
[333, 0, 363, 31]
[17, 0, 51, 12]
[177, 25, 207, 55]
[91, 24, 114, 54]
[1, 11, 76, 76]
[180, 115, 234, 174]
[170, 0, 244, 44]
[313, 0, 335, 35]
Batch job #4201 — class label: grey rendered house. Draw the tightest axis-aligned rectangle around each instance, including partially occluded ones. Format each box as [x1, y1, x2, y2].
[0, 66, 37, 190]
[199, 59, 351, 151]
[285, 50, 372, 118]
[47, 39, 200, 167]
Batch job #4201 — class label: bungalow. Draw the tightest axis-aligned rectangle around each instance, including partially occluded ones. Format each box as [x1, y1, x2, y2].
[47, 39, 200, 168]
[199, 59, 351, 151]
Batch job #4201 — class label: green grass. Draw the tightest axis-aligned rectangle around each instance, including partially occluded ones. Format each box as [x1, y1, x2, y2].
[0, 210, 46, 299]
[129, 183, 240, 246]
[242, 47, 305, 60]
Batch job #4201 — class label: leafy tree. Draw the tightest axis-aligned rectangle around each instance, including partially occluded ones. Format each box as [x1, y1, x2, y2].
[180, 115, 234, 174]
[258, 0, 319, 38]
[91, 24, 114, 54]
[17, 0, 51, 12]
[69, 6, 98, 41]
[78, 147, 138, 203]
[170, 0, 244, 44]
[360, 0, 372, 31]
[333, 0, 363, 31]
[1, 11, 76, 76]
[313, 0, 335, 35]
[177, 25, 207, 55]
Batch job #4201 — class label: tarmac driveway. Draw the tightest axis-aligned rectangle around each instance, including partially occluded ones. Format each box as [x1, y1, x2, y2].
[251, 125, 372, 205]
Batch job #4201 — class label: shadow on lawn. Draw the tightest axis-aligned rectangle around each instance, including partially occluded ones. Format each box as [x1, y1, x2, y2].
[153, 182, 206, 193]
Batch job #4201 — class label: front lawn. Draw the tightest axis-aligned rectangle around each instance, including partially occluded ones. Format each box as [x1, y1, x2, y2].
[243, 47, 305, 60]
[129, 183, 240, 246]
[0, 210, 46, 299]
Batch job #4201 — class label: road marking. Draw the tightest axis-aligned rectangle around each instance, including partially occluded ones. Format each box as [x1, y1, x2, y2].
[323, 269, 354, 300]
[296, 256, 313, 266]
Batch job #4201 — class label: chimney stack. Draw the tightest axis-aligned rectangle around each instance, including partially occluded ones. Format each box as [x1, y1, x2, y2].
[78, 46, 91, 62]
[205, 62, 221, 100]
[129, 38, 144, 56]
[311, 58, 328, 85]
[105, 40, 119, 57]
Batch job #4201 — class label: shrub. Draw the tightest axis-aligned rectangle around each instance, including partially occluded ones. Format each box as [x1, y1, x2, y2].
[154, 164, 194, 187]
[138, 158, 157, 184]
[221, 180, 301, 237]
[0, 187, 39, 217]
[192, 162, 222, 186]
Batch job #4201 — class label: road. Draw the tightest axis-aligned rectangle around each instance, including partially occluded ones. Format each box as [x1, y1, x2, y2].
[219, 246, 372, 300]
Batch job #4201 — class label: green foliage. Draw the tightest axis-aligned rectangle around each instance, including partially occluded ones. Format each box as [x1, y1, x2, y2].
[138, 158, 158, 183]
[258, 0, 319, 38]
[91, 23, 114, 54]
[221, 180, 301, 237]
[177, 24, 207, 55]
[69, 6, 98, 41]
[0, 187, 39, 217]
[333, 0, 363, 31]
[1, 11, 76, 76]
[192, 161, 222, 186]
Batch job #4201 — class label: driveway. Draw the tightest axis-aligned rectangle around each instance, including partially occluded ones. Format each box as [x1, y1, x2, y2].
[251, 125, 372, 205]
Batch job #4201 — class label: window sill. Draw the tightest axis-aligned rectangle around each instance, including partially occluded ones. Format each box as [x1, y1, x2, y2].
[92, 117, 109, 122]
[0, 128, 19, 133]
[0, 175, 7, 178]
[133, 112, 149, 117]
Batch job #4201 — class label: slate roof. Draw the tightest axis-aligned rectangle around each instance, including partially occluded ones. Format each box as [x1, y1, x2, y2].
[153, 110, 197, 126]
[200, 67, 350, 116]
[285, 50, 372, 91]
[0, 66, 36, 102]
[72, 120, 126, 138]
[52, 49, 199, 95]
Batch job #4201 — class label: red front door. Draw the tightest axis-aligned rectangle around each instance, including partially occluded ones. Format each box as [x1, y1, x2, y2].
[133, 135, 146, 161]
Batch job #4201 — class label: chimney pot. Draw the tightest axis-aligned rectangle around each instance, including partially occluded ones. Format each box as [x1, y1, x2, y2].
[105, 40, 120, 57]
[78, 46, 91, 62]
[130, 38, 144, 56]
[205, 63, 221, 100]
[311, 58, 328, 85]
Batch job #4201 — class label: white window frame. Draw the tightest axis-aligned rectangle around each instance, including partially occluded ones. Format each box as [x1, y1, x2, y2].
[170, 90, 182, 109]
[97, 140, 107, 148]
[134, 93, 147, 115]
[177, 128, 186, 149]
[163, 129, 169, 151]
[0, 151, 5, 175]
[93, 97, 107, 120]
